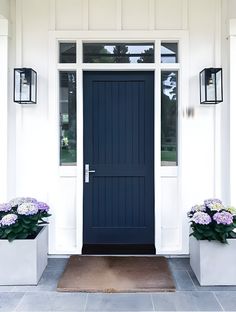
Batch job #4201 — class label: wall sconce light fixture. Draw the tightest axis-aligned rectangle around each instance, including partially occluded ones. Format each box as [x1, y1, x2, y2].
[14, 68, 37, 104]
[200, 68, 223, 104]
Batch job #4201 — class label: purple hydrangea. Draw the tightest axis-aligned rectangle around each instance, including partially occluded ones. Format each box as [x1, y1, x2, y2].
[17, 203, 39, 215]
[37, 202, 49, 213]
[213, 211, 233, 225]
[0, 214, 18, 226]
[0, 203, 12, 212]
[23, 197, 37, 203]
[192, 211, 212, 225]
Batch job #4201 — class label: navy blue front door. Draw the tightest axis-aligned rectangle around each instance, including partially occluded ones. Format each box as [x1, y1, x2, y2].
[83, 71, 154, 251]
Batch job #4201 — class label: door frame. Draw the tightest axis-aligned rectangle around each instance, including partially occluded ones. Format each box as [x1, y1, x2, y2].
[48, 31, 189, 254]
[82, 70, 156, 254]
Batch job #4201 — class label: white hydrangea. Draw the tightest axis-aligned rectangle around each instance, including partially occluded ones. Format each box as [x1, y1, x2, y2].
[17, 203, 39, 215]
[208, 202, 224, 211]
[9, 197, 37, 208]
[9, 197, 25, 208]
[227, 206, 236, 216]
[0, 214, 18, 226]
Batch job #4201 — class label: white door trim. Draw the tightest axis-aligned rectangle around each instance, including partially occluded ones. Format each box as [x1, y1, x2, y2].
[229, 20, 236, 207]
[48, 30, 189, 254]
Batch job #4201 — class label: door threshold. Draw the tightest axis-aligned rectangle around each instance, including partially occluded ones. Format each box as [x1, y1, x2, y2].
[82, 244, 156, 255]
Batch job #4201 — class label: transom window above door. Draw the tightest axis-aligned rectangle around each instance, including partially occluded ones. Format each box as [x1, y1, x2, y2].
[83, 43, 154, 63]
[58, 41, 179, 65]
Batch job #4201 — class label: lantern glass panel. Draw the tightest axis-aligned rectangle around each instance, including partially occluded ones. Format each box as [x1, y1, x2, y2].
[216, 70, 222, 102]
[206, 71, 216, 103]
[200, 71, 205, 103]
[14, 70, 21, 102]
[20, 70, 30, 102]
[31, 70, 36, 103]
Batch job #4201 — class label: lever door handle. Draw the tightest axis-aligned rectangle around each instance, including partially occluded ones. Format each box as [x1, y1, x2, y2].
[85, 164, 95, 183]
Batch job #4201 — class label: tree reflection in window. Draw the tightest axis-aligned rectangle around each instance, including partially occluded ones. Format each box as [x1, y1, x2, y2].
[83, 43, 154, 63]
[137, 47, 154, 63]
[59, 71, 77, 165]
[161, 71, 178, 166]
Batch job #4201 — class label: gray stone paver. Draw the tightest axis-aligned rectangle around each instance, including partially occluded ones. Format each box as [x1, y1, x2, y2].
[86, 293, 154, 311]
[152, 291, 223, 311]
[0, 292, 24, 311]
[0, 258, 234, 311]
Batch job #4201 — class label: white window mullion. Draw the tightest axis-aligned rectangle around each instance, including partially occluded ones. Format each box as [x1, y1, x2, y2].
[160, 63, 180, 70]
[154, 39, 161, 252]
[76, 39, 83, 253]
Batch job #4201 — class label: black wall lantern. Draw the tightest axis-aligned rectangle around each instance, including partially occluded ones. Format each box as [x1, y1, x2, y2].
[200, 68, 223, 104]
[14, 68, 37, 104]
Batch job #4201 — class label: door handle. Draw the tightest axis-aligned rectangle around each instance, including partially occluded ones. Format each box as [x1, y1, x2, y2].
[85, 164, 96, 183]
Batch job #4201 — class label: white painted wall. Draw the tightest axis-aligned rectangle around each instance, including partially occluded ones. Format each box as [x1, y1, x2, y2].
[7, 0, 230, 255]
[0, 0, 9, 18]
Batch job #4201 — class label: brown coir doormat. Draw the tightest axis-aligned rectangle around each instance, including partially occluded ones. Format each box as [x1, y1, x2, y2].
[57, 256, 175, 292]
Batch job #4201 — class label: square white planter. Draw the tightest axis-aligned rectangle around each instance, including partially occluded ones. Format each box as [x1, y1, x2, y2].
[190, 236, 236, 286]
[0, 226, 48, 285]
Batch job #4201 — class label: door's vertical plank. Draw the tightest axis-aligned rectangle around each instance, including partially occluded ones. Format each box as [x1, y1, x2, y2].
[126, 81, 132, 163]
[106, 82, 112, 164]
[113, 83, 118, 164]
[93, 82, 98, 164]
[139, 81, 145, 164]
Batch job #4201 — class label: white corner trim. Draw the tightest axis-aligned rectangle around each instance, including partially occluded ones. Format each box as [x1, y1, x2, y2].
[213, 0, 222, 199]
[229, 23, 236, 206]
[0, 17, 8, 202]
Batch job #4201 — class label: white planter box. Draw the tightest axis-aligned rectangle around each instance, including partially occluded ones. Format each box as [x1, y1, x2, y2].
[0, 226, 48, 285]
[190, 236, 236, 286]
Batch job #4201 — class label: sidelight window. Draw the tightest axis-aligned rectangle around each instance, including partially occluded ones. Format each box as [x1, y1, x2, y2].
[59, 71, 77, 165]
[161, 71, 178, 166]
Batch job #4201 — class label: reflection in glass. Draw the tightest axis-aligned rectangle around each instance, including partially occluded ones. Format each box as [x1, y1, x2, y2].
[216, 70, 222, 101]
[83, 43, 154, 63]
[59, 71, 76, 165]
[59, 42, 76, 63]
[161, 71, 178, 166]
[161, 42, 178, 63]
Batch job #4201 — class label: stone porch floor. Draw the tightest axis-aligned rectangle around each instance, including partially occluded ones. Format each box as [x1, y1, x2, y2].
[0, 257, 236, 311]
